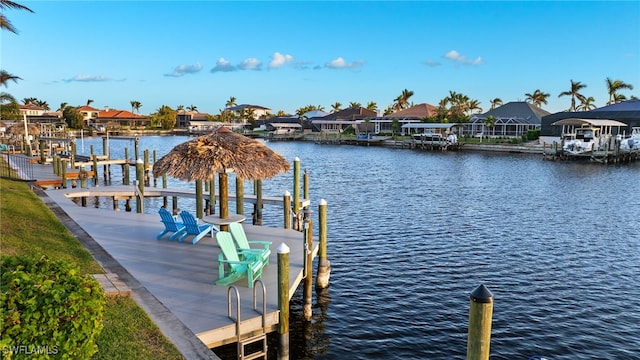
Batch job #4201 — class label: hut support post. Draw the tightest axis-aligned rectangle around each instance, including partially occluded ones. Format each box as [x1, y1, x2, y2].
[236, 177, 244, 215]
[152, 150, 157, 187]
[136, 159, 144, 214]
[283, 191, 291, 229]
[219, 172, 229, 230]
[172, 196, 178, 215]
[292, 157, 300, 230]
[467, 284, 494, 360]
[316, 199, 330, 290]
[196, 180, 203, 219]
[253, 179, 263, 226]
[303, 214, 313, 321]
[208, 178, 215, 215]
[277, 244, 290, 360]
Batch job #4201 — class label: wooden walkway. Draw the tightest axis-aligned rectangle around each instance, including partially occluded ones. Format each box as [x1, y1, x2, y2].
[6, 155, 317, 353]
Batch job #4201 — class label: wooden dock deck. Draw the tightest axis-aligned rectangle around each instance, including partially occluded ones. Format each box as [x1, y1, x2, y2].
[4, 154, 320, 355]
[43, 187, 317, 350]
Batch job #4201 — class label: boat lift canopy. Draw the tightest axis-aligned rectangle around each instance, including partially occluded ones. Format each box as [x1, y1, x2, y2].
[551, 118, 627, 127]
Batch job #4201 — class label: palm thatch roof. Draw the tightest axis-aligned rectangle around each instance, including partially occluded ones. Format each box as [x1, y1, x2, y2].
[153, 126, 290, 181]
[7, 123, 40, 135]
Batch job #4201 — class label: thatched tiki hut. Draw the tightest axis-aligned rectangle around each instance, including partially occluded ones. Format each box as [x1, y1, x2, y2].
[153, 126, 290, 220]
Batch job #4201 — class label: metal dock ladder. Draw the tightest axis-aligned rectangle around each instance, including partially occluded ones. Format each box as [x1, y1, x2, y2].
[228, 280, 268, 360]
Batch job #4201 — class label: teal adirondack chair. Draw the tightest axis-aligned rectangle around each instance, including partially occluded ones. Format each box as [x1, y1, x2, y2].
[228, 222, 271, 265]
[215, 231, 266, 288]
[157, 208, 186, 241]
[178, 210, 213, 244]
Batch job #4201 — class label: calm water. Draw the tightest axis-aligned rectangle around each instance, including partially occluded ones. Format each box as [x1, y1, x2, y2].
[76, 136, 640, 359]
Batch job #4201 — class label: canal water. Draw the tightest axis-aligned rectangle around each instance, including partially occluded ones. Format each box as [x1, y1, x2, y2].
[76, 136, 640, 359]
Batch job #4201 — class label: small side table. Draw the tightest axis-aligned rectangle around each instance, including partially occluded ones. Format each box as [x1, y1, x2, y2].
[202, 214, 246, 232]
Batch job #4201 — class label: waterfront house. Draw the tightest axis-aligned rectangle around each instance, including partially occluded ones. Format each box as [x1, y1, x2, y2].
[224, 104, 271, 120]
[95, 106, 149, 129]
[373, 103, 439, 134]
[176, 110, 212, 128]
[467, 101, 549, 138]
[311, 107, 376, 134]
[19, 104, 62, 124]
[541, 99, 640, 141]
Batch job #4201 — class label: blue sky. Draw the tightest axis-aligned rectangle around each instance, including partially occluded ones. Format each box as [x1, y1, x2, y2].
[3, 1, 639, 115]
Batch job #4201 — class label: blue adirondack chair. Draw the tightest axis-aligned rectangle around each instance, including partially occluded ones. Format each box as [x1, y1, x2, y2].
[215, 231, 266, 288]
[178, 210, 213, 244]
[157, 208, 186, 241]
[228, 222, 271, 265]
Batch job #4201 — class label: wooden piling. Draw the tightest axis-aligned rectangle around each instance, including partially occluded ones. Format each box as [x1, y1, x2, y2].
[467, 284, 493, 360]
[136, 158, 144, 213]
[123, 148, 130, 185]
[80, 168, 87, 207]
[39, 140, 46, 164]
[292, 157, 300, 230]
[277, 243, 290, 360]
[61, 159, 68, 189]
[144, 149, 150, 186]
[283, 191, 291, 229]
[316, 199, 330, 290]
[303, 213, 313, 321]
[162, 175, 168, 209]
[303, 169, 309, 210]
[92, 154, 99, 187]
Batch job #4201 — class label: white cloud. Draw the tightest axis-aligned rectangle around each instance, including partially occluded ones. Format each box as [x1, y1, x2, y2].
[443, 50, 483, 65]
[164, 62, 203, 77]
[325, 57, 365, 69]
[268, 52, 294, 69]
[210, 58, 236, 73]
[64, 74, 111, 82]
[238, 58, 262, 71]
[423, 60, 442, 67]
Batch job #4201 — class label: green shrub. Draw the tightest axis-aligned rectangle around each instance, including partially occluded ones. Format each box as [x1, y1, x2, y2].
[1, 255, 105, 359]
[526, 129, 540, 140]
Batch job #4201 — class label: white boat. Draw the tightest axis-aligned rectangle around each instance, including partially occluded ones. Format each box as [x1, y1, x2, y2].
[618, 128, 640, 152]
[412, 132, 446, 143]
[562, 126, 603, 155]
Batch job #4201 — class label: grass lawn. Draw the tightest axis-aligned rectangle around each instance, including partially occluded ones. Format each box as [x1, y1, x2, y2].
[0, 177, 184, 359]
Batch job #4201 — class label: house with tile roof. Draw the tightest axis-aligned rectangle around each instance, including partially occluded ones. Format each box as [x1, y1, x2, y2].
[467, 101, 549, 138]
[96, 107, 149, 128]
[370, 103, 439, 134]
[311, 107, 376, 133]
[176, 110, 212, 128]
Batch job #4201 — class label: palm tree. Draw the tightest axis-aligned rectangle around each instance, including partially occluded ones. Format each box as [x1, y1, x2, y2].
[225, 96, 237, 108]
[577, 96, 597, 111]
[86, 99, 94, 106]
[130, 100, 142, 113]
[0, 0, 34, 34]
[0, 70, 21, 87]
[558, 80, 587, 112]
[525, 89, 550, 107]
[393, 89, 414, 111]
[331, 102, 342, 113]
[187, 104, 198, 112]
[606, 78, 634, 105]
[35, 99, 49, 111]
[489, 98, 503, 110]
[366, 101, 377, 111]
[467, 99, 482, 115]
[57, 102, 68, 112]
[348, 102, 361, 109]
[613, 93, 627, 103]
[22, 97, 36, 104]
